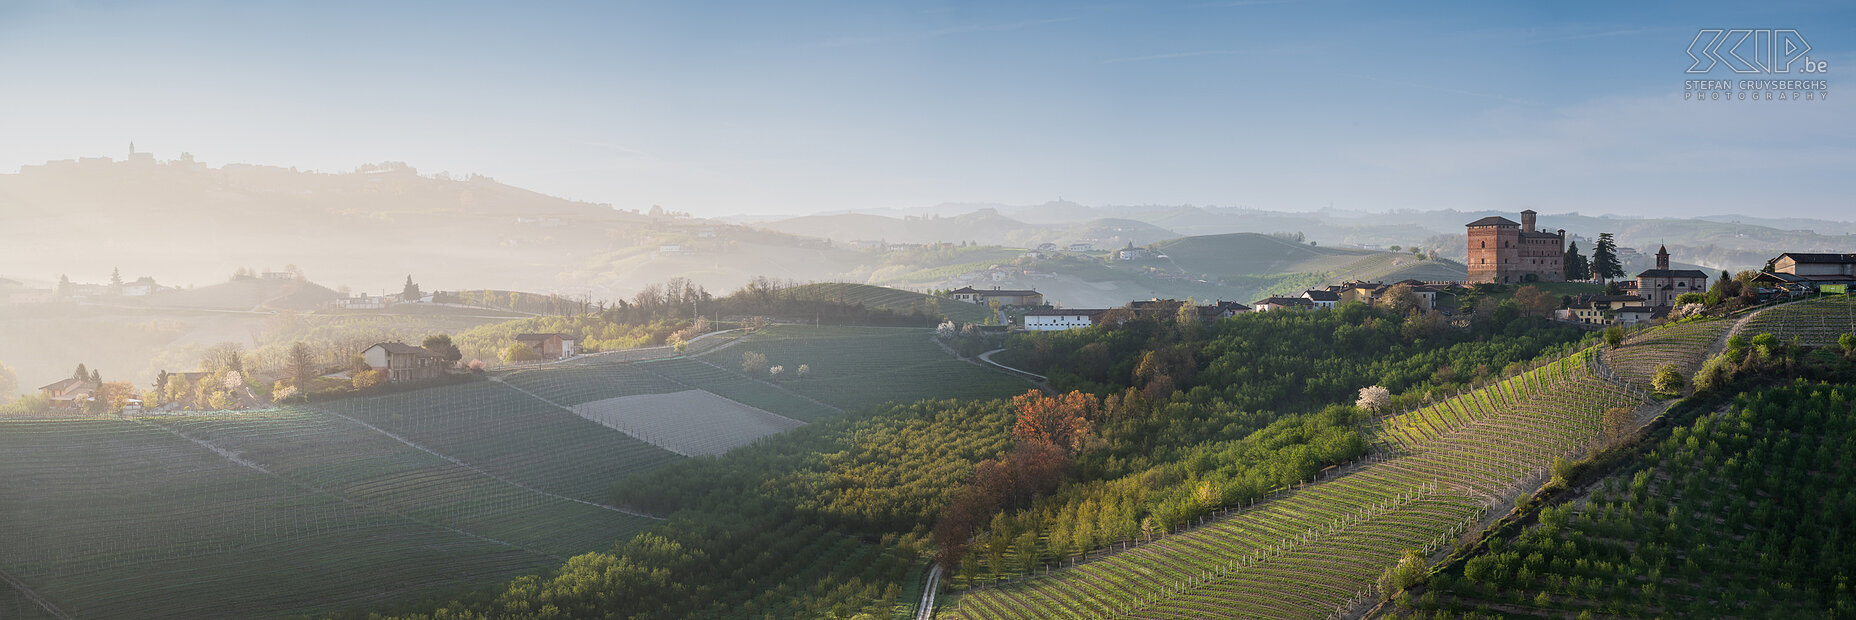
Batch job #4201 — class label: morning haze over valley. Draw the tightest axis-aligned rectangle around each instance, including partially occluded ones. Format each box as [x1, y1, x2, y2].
[1, 2, 1852, 619]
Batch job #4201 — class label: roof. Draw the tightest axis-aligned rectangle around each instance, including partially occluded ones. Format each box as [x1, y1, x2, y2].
[1465, 216, 1519, 227]
[39, 377, 88, 392]
[949, 287, 1041, 296]
[1255, 296, 1315, 307]
[1519, 231, 1563, 239]
[1024, 308, 1106, 317]
[1778, 252, 1856, 264]
[1637, 269, 1710, 279]
[366, 342, 441, 357]
[1303, 290, 1340, 301]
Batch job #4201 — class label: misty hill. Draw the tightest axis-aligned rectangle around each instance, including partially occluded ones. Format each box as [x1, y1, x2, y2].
[133, 277, 342, 312]
[756, 209, 1177, 248]
[816, 203, 1854, 274]
[0, 156, 652, 294]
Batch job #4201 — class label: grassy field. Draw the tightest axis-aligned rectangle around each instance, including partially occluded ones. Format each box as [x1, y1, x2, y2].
[702, 326, 1034, 412]
[0, 415, 569, 619]
[782, 282, 995, 323]
[0, 324, 1026, 617]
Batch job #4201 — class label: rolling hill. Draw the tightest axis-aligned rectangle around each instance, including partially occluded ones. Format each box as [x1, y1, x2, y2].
[780, 283, 995, 323]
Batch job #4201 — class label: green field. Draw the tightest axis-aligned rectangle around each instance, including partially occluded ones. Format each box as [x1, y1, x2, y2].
[0, 324, 1030, 617]
[702, 326, 1034, 412]
[783, 282, 995, 323]
[0, 414, 585, 619]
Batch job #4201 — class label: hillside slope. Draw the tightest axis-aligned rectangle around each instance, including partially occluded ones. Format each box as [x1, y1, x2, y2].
[937, 320, 1740, 619]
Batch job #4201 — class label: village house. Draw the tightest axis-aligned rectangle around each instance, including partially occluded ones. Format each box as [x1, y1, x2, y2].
[1252, 296, 1316, 312]
[1066, 243, 1094, 252]
[1115, 243, 1151, 261]
[1557, 294, 1648, 325]
[120, 276, 160, 296]
[1199, 300, 1251, 320]
[514, 333, 578, 360]
[1302, 289, 1340, 309]
[335, 294, 388, 310]
[360, 342, 445, 383]
[1771, 252, 1856, 288]
[39, 377, 98, 409]
[947, 286, 1044, 307]
[1023, 308, 1106, 331]
[1627, 246, 1709, 308]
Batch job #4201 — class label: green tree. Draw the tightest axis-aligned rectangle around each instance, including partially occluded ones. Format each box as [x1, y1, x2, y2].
[1652, 363, 1685, 394]
[1841, 333, 1856, 359]
[1604, 325, 1625, 349]
[421, 334, 463, 367]
[401, 275, 422, 302]
[1564, 240, 1591, 280]
[1591, 233, 1623, 281]
[501, 342, 538, 363]
[109, 267, 123, 291]
[741, 351, 769, 375]
[285, 342, 316, 388]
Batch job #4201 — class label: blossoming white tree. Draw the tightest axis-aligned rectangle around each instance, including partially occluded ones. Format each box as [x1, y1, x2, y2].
[1356, 385, 1390, 413]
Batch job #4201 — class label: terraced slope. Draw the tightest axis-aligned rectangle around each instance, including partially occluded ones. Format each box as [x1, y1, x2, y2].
[1601, 318, 1732, 388]
[940, 343, 1653, 619]
[1735, 294, 1856, 346]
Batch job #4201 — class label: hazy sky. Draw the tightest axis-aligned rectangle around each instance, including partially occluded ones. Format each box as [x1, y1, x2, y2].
[1, 1, 1851, 218]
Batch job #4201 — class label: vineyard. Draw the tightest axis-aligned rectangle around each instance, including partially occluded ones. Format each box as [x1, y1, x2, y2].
[704, 326, 1031, 412]
[1601, 318, 1731, 388]
[1402, 383, 1856, 618]
[1735, 294, 1856, 347]
[940, 343, 1651, 619]
[309, 380, 683, 502]
[0, 415, 562, 619]
[569, 390, 806, 456]
[0, 324, 1025, 617]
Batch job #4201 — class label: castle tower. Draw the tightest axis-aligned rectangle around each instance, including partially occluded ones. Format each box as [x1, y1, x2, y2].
[1656, 245, 1670, 270]
[1466, 210, 1566, 284]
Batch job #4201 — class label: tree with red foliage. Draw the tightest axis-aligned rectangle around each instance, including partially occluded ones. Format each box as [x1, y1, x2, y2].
[1011, 389, 1100, 454]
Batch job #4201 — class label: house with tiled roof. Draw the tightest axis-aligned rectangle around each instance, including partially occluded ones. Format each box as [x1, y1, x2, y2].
[361, 342, 444, 383]
[39, 377, 97, 409]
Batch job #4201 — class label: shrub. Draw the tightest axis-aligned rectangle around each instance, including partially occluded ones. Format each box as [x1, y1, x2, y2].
[351, 369, 383, 390]
[501, 342, 538, 363]
[1693, 354, 1732, 393]
[1651, 364, 1685, 394]
[1604, 326, 1624, 348]
[742, 351, 769, 375]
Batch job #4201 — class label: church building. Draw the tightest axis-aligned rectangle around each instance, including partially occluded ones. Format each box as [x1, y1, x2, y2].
[1631, 246, 1709, 307]
[1466, 210, 1566, 284]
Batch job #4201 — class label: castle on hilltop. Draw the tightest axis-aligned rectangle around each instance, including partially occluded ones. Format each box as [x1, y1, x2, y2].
[1466, 210, 1565, 284]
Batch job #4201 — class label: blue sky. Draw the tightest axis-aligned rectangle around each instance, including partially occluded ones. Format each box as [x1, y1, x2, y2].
[1, 1, 1851, 218]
